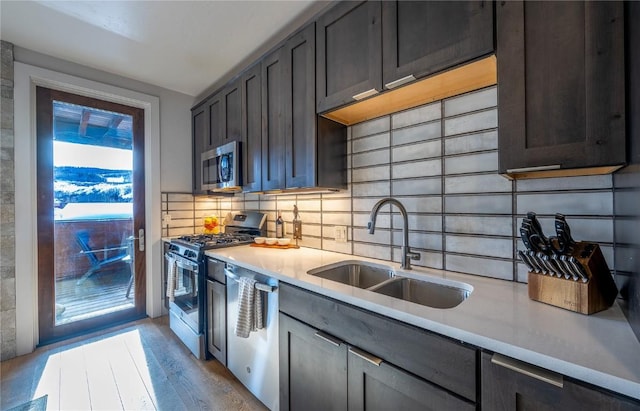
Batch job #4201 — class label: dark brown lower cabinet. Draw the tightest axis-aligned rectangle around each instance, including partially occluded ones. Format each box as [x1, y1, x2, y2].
[481, 351, 640, 410]
[279, 313, 348, 411]
[206, 279, 226, 365]
[347, 346, 474, 411]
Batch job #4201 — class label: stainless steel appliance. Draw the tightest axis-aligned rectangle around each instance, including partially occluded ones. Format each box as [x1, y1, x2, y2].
[225, 262, 279, 411]
[201, 140, 241, 192]
[165, 211, 266, 359]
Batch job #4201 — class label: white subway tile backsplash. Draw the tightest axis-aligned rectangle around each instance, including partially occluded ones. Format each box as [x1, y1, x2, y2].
[323, 239, 353, 254]
[444, 152, 498, 175]
[445, 255, 513, 280]
[167, 193, 193, 202]
[352, 117, 390, 138]
[322, 198, 352, 212]
[353, 227, 390, 244]
[444, 130, 498, 155]
[392, 121, 441, 145]
[444, 86, 497, 117]
[516, 192, 613, 216]
[445, 216, 513, 236]
[353, 213, 389, 229]
[393, 214, 442, 232]
[354, 243, 392, 262]
[352, 181, 391, 197]
[352, 132, 390, 153]
[392, 140, 441, 162]
[352, 150, 389, 168]
[353, 197, 387, 212]
[444, 195, 512, 214]
[392, 178, 441, 196]
[392, 102, 441, 128]
[393, 231, 442, 251]
[322, 212, 352, 226]
[392, 159, 441, 179]
[446, 235, 512, 259]
[352, 165, 390, 183]
[444, 108, 497, 136]
[445, 174, 512, 194]
[394, 196, 443, 214]
[168, 202, 194, 211]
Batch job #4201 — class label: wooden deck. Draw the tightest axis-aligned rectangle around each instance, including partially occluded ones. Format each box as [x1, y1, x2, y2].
[55, 267, 134, 325]
[1, 317, 267, 411]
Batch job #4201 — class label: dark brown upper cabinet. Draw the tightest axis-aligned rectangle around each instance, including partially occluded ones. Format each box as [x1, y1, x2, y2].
[382, 1, 494, 89]
[261, 46, 286, 192]
[497, 1, 626, 179]
[263, 23, 347, 193]
[241, 63, 262, 193]
[191, 103, 207, 195]
[316, 1, 382, 114]
[221, 79, 242, 147]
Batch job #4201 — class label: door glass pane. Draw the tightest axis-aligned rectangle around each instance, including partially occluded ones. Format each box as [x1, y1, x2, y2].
[52, 101, 135, 325]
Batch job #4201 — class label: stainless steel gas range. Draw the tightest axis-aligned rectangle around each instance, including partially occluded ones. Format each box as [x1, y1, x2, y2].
[164, 211, 266, 359]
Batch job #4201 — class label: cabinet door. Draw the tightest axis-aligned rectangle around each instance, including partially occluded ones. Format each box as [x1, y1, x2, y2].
[497, 1, 625, 174]
[316, 1, 382, 113]
[348, 346, 475, 411]
[481, 352, 640, 410]
[241, 64, 262, 192]
[207, 92, 223, 150]
[382, 1, 493, 89]
[206, 279, 226, 366]
[192, 104, 208, 194]
[284, 23, 316, 189]
[261, 47, 286, 191]
[223, 79, 242, 145]
[279, 313, 348, 411]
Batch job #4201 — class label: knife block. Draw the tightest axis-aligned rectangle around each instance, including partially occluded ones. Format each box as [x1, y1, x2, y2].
[527, 242, 618, 315]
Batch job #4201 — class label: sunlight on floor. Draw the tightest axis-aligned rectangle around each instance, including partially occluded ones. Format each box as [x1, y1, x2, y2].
[33, 329, 158, 410]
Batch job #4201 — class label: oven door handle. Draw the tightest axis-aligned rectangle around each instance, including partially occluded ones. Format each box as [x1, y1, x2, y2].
[225, 268, 277, 293]
[165, 252, 199, 272]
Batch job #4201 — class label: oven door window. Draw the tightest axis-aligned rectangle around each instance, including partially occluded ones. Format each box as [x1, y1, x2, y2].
[172, 262, 200, 331]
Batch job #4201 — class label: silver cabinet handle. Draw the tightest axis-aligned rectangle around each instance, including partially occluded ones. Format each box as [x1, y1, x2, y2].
[314, 331, 342, 347]
[506, 165, 561, 174]
[349, 346, 382, 366]
[352, 88, 379, 100]
[385, 74, 416, 89]
[491, 353, 563, 388]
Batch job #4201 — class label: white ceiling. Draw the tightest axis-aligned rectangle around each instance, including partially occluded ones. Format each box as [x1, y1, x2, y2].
[0, 1, 323, 97]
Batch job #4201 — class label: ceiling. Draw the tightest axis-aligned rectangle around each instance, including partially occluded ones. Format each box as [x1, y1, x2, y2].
[0, 1, 324, 97]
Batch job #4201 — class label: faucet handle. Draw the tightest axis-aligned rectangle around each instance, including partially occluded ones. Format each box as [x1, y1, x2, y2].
[408, 251, 421, 261]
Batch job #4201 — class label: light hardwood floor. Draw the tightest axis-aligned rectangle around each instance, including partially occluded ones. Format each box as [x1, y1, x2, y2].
[0, 316, 268, 410]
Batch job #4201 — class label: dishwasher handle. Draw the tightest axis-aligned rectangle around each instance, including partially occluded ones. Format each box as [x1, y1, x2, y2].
[224, 268, 277, 293]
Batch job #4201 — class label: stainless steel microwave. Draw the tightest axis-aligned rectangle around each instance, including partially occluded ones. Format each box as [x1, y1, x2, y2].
[201, 141, 242, 192]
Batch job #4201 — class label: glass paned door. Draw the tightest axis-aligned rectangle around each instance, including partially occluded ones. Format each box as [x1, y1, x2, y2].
[52, 101, 135, 325]
[37, 87, 146, 344]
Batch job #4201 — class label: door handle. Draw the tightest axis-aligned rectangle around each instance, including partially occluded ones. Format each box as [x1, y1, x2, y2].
[132, 229, 145, 252]
[352, 88, 379, 100]
[349, 346, 382, 366]
[491, 353, 563, 388]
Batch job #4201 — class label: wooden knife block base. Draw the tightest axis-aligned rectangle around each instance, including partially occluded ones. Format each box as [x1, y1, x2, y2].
[527, 242, 618, 315]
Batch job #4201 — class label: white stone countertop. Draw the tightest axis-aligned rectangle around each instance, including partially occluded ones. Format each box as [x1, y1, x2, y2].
[204, 245, 640, 401]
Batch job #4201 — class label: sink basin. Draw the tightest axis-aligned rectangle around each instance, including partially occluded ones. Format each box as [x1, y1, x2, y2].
[307, 260, 395, 288]
[369, 277, 471, 309]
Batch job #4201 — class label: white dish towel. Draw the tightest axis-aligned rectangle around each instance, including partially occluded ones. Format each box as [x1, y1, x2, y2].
[166, 255, 177, 302]
[235, 277, 264, 338]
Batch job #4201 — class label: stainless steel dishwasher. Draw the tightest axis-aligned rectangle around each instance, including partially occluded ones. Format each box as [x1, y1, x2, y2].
[225, 262, 279, 411]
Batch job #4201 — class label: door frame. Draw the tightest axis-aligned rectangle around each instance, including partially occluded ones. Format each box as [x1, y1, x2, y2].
[14, 62, 162, 355]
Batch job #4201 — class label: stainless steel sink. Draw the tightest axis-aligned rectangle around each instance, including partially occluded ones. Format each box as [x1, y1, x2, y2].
[369, 277, 471, 309]
[307, 260, 395, 288]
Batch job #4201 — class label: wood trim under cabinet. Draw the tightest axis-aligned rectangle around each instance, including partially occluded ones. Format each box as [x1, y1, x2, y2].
[321, 55, 496, 126]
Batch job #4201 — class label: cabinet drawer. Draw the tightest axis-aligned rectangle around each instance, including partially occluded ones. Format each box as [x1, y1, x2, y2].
[280, 282, 477, 401]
